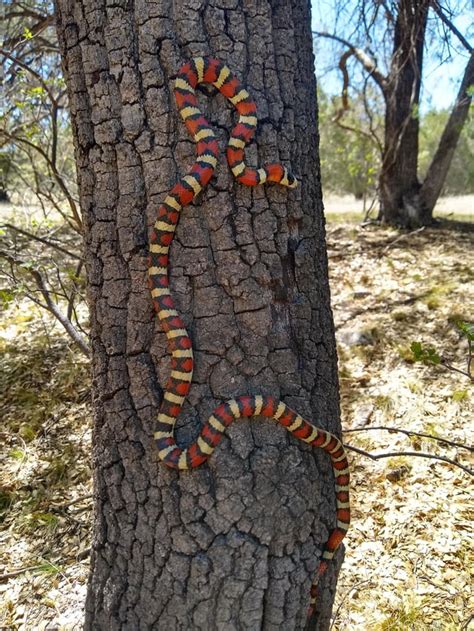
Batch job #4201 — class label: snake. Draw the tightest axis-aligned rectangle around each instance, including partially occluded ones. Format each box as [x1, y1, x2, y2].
[148, 56, 350, 616]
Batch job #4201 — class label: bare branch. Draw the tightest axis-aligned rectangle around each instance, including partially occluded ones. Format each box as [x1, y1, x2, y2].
[361, 76, 383, 154]
[440, 358, 473, 381]
[1, 223, 82, 260]
[66, 258, 85, 322]
[430, 1, 473, 53]
[313, 31, 387, 92]
[0, 47, 57, 105]
[0, 249, 89, 355]
[2, 14, 55, 52]
[1, 130, 82, 231]
[344, 426, 474, 452]
[345, 444, 473, 476]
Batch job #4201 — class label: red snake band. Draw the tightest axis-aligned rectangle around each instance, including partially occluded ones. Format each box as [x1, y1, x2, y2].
[148, 56, 350, 616]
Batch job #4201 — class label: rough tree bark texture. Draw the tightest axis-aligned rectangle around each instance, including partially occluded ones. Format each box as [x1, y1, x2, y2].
[379, 0, 429, 227]
[55, 1, 343, 629]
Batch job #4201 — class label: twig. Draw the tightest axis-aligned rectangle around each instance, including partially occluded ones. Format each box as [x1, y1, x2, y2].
[66, 258, 85, 322]
[430, 2, 473, 53]
[1, 223, 82, 260]
[51, 494, 93, 510]
[1, 131, 82, 231]
[378, 226, 425, 257]
[312, 31, 387, 92]
[330, 579, 372, 630]
[29, 267, 89, 356]
[0, 565, 46, 580]
[0, 549, 91, 582]
[0, 249, 90, 355]
[344, 426, 474, 452]
[440, 359, 473, 382]
[345, 444, 473, 476]
[0, 47, 57, 105]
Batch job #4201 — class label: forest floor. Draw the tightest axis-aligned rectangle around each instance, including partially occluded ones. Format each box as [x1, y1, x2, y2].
[1, 213, 473, 630]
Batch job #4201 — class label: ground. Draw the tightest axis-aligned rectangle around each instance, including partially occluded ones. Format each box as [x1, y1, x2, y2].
[0, 200, 473, 630]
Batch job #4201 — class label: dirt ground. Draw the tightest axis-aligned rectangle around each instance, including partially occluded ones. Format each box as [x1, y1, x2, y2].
[1, 215, 473, 630]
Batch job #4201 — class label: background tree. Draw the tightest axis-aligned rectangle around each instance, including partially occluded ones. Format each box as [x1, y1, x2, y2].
[314, 0, 473, 227]
[54, 0, 346, 629]
[419, 106, 474, 197]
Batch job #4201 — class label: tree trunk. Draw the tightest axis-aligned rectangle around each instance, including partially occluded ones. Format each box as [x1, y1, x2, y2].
[55, 1, 343, 629]
[420, 51, 474, 215]
[379, 0, 430, 227]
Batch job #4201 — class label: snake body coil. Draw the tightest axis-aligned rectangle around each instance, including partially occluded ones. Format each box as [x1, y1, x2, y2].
[149, 56, 350, 615]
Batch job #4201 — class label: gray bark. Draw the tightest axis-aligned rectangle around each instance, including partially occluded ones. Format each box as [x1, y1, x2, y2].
[54, 1, 343, 629]
[379, 0, 430, 227]
[420, 51, 474, 215]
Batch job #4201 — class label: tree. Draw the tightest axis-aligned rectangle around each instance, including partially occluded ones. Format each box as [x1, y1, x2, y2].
[419, 107, 474, 196]
[55, 2, 346, 629]
[315, 0, 473, 227]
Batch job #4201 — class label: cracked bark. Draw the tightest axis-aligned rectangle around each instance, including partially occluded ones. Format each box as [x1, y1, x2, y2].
[54, 1, 343, 629]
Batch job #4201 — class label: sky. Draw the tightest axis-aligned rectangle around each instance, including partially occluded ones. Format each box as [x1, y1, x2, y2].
[310, 1, 473, 113]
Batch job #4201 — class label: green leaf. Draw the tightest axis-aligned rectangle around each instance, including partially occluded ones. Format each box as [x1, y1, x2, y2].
[452, 390, 468, 402]
[409, 341, 441, 365]
[455, 320, 474, 342]
[0, 289, 15, 307]
[410, 341, 423, 360]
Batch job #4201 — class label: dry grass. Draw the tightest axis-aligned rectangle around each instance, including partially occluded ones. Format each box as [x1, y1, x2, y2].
[0, 217, 473, 630]
[328, 223, 473, 630]
[324, 194, 474, 223]
[0, 306, 92, 630]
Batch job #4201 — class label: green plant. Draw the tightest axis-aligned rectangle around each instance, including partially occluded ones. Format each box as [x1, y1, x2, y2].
[409, 320, 473, 382]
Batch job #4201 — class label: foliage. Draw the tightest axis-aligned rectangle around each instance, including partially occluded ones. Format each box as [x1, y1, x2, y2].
[410, 319, 473, 381]
[0, 5, 79, 228]
[318, 87, 382, 199]
[318, 91, 474, 199]
[410, 341, 441, 365]
[0, 3, 88, 353]
[419, 107, 474, 196]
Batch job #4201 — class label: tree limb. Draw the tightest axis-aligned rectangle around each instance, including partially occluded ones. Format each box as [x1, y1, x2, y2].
[1, 130, 82, 231]
[344, 425, 474, 452]
[420, 51, 474, 214]
[430, 1, 473, 53]
[1, 223, 82, 260]
[330, 50, 382, 149]
[0, 47, 57, 105]
[345, 444, 473, 476]
[313, 31, 387, 93]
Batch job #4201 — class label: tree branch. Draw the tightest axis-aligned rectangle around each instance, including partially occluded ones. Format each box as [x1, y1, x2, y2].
[1, 223, 82, 260]
[0, 249, 89, 355]
[344, 425, 474, 452]
[345, 444, 473, 476]
[313, 31, 387, 92]
[331, 51, 382, 147]
[1, 130, 82, 231]
[430, 1, 473, 53]
[2, 14, 54, 52]
[0, 47, 57, 105]
[420, 51, 474, 213]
